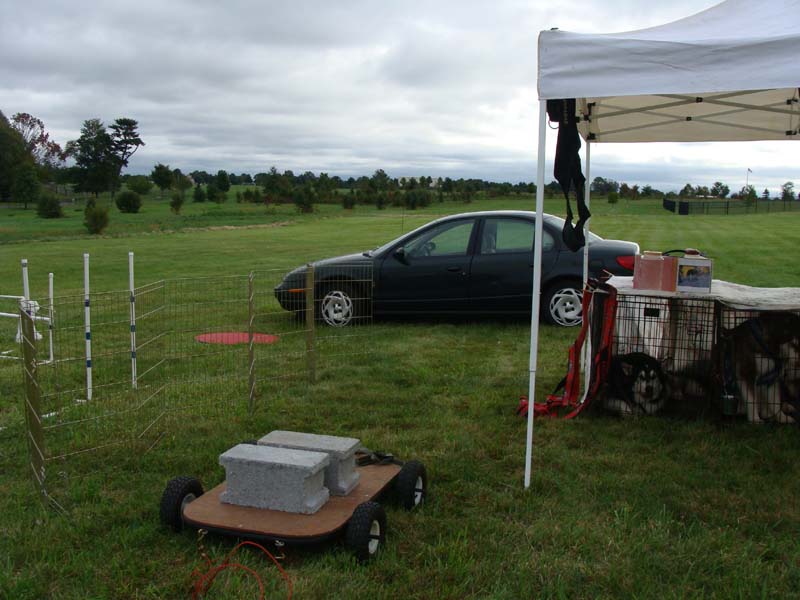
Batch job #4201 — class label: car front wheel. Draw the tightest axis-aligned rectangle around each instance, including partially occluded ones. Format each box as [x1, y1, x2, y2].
[543, 282, 583, 327]
[319, 284, 358, 327]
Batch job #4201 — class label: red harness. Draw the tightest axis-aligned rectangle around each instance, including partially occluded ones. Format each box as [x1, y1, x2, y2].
[516, 282, 618, 419]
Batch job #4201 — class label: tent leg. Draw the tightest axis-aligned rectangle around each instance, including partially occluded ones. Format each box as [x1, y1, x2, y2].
[525, 101, 548, 489]
[580, 142, 592, 376]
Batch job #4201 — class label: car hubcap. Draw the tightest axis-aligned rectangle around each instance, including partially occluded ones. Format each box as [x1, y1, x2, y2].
[368, 520, 381, 554]
[321, 290, 353, 327]
[550, 288, 582, 327]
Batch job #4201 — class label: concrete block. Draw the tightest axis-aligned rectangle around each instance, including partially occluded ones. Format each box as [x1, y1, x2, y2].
[258, 431, 361, 496]
[219, 443, 330, 514]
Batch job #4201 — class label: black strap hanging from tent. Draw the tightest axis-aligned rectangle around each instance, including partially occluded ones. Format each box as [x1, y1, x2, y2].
[547, 99, 591, 252]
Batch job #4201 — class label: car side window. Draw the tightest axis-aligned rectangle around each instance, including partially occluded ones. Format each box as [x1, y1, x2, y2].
[479, 218, 554, 254]
[405, 220, 475, 258]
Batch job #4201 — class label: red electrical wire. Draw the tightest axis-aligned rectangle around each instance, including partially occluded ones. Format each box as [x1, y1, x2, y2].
[190, 539, 293, 600]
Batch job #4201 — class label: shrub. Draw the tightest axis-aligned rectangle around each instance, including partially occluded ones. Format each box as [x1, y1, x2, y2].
[36, 193, 64, 218]
[170, 191, 184, 215]
[293, 183, 316, 213]
[607, 191, 619, 204]
[115, 190, 142, 213]
[84, 204, 109, 234]
[342, 191, 355, 209]
[127, 176, 153, 196]
[193, 185, 206, 203]
[206, 182, 222, 203]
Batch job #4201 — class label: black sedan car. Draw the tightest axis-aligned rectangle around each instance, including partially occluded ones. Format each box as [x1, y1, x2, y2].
[275, 210, 638, 327]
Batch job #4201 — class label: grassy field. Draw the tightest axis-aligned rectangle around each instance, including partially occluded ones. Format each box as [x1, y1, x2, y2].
[1, 196, 799, 598]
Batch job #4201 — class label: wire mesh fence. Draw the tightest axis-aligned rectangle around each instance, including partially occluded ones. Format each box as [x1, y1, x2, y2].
[664, 198, 800, 215]
[11, 263, 373, 509]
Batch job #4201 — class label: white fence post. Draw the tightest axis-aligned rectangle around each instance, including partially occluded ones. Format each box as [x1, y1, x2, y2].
[48, 272, 54, 364]
[83, 253, 93, 401]
[129, 252, 137, 389]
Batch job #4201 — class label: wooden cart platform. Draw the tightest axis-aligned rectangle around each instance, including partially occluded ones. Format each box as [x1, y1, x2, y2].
[182, 463, 401, 542]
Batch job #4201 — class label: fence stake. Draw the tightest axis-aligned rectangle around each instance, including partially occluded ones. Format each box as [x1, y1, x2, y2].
[48, 273, 54, 364]
[83, 253, 92, 401]
[305, 264, 316, 383]
[20, 306, 46, 498]
[129, 252, 137, 389]
[248, 271, 256, 413]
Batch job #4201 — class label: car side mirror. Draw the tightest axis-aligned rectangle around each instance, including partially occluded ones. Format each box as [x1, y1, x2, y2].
[393, 247, 409, 264]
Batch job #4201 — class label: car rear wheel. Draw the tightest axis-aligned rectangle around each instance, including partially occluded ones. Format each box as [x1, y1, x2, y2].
[543, 282, 583, 327]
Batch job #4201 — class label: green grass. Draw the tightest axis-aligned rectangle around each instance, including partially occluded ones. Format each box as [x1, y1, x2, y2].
[1, 196, 799, 598]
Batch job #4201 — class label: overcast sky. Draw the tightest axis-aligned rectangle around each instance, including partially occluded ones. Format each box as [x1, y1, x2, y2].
[1, 0, 798, 193]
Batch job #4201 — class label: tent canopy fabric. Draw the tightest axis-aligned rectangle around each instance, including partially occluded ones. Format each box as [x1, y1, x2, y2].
[538, 0, 800, 143]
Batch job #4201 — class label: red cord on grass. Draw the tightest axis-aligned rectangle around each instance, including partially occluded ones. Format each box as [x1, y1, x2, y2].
[190, 540, 292, 600]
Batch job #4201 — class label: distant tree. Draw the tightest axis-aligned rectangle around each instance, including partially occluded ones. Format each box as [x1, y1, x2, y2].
[590, 176, 619, 195]
[0, 110, 30, 200]
[36, 192, 63, 218]
[108, 118, 144, 194]
[151, 163, 173, 197]
[115, 190, 142, 213]
[607, 191, 619, 204]
[710, 181, 730, 198]
[66, 119, 116, 196]
[10, 112, 65, 169]
[193, 184, 206, 203]
[169, 191, 184, 214]
[84, 203, 109, 234]
[215, 169, 231, 194]
[316, 172, 335, 202]
[739, 184, 757, 202]
[761, 188, 770, 200]
[12, 162, 40, 209]
[696, 185, 710, 198]
[679, 183, 695, 198]
[190, 170, 211, 185]
[293, 181, 316, 213]
[641, 185, 654, 197]
[127, 175, 153, 196]
[781, 181, 795, 201]
[174, 174, 193, 198]
[206, 181, 223, 203]
[342, 189, 356, 209]
[619, 182, 631, 198]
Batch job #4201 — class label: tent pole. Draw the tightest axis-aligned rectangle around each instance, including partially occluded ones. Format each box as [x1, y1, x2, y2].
[580, 141, 592, 380]
[524, 100, 548, 489]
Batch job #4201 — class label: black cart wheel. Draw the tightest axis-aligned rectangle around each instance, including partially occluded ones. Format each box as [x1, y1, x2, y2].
[160, 476, 204, 532]
[395, 460, 427, 510]
[345, 501, 387, 562]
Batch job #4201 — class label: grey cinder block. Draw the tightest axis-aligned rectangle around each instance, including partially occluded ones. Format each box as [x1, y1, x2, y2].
[219, 443, 330, 514]
[258, 431, 361, 496]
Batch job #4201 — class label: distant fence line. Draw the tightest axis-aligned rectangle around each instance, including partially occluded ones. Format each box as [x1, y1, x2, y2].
[663, 198, 800, 215]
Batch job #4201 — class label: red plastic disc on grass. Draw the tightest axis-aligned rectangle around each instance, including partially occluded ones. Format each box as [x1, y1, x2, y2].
[195, 332, 279, 345]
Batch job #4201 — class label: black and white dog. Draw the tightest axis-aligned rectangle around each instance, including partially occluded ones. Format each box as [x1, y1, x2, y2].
[604, 352, 668, 415]
[726, 312, 800, 423]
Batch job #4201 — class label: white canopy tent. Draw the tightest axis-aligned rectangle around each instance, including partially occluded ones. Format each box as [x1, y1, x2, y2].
[525, 0, 800, 487]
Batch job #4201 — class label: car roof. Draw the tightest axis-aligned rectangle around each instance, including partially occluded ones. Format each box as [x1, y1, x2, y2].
[426, 210, 559, 225]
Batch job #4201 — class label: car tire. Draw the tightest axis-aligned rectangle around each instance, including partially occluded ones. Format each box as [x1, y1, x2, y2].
[542, 281, 583, 327]
[394, 460, 427, 510]
[345, 501, 387, 562]
[318, 283, 360, 327]
[160, 476, 203, 532]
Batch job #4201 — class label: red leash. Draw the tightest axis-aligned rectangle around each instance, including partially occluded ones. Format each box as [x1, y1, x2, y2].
[191, 533, 293, 600]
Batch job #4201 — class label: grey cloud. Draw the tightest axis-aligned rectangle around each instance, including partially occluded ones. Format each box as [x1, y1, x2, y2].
[2, 0, 798, 190]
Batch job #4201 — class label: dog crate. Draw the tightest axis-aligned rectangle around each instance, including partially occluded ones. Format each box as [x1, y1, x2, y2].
[597, 278, 800, 423]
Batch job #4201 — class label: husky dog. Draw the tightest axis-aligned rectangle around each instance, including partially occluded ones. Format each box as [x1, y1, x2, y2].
[604, 352, 667, 415]
[726, 312, 800, 423]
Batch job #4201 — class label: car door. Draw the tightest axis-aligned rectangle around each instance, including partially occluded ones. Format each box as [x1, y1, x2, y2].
[376, 217, 477, 313]
[468, 216, 558, 313]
